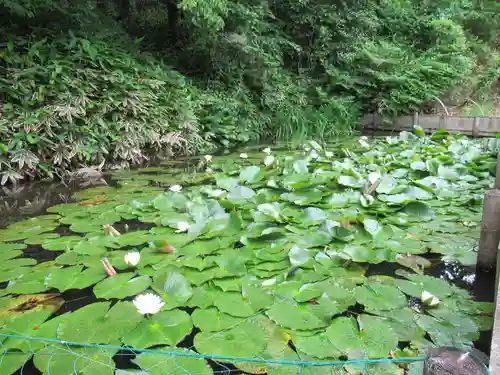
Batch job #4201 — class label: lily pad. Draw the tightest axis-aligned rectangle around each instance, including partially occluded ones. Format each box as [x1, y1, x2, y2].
[93, 273, 151, 299]
[122, 309, 192, 348]
[134, 347, 212, 375]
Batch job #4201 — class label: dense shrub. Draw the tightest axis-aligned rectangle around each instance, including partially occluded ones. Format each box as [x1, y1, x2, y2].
[0, 0, 498, 183]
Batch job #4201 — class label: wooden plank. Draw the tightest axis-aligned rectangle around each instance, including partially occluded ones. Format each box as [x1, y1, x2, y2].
[361, 113, 500, 137]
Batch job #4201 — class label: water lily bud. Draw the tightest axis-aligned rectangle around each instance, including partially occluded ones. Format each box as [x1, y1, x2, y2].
[239, 153, 248, 159]
[421, 291, 440, 307]
[169, 185, 182, 192]
[263, 147, 272, 154]
[101, 257, 116, 276]
[176, 221, 191, 233]
[133, 293, 165, 315]
[103, 224, 121, 237]
[124, 251, 140, 266]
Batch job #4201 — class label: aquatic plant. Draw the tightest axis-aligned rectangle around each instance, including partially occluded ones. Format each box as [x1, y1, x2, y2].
[0, 131, 495, 374]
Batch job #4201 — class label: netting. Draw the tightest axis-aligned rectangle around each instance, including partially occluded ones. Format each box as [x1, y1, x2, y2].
[0, 333, 431, 375]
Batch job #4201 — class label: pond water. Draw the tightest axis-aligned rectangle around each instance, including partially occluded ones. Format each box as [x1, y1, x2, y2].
[0, 131, 497, 375]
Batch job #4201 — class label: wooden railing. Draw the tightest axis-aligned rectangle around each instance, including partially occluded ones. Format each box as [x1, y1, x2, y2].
[361, 113, 500, 137]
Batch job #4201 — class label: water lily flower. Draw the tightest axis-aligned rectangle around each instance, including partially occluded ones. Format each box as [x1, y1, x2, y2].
[325, 151, 333, 158]
[176, 221, 191, 233]
[421, 291, 440, 307]
[264, 155, 275, 167]
[133, 293, 165, 315]
[204, 155, 212, 162]
[263, 147, 272, 154]
[124, 251, 141, 266]
[267, 179, 278, 188]
[169, 185, 182, 192]
[240, 153, 248, 159]
[101, 257, 116, 276]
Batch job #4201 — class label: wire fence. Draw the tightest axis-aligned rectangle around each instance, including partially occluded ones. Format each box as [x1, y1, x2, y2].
[0, 333, 430, 375]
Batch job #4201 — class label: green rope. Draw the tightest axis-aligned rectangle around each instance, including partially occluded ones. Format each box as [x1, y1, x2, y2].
[0, 333, 425, 367]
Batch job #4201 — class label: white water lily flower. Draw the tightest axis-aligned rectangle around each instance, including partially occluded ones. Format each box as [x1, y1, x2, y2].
[263, 147, 272, 154]
[240, 153, 248, 159]
[267, 179, 278, 188]
[124, 251, 141, 266]
[325, 151, 334, 158]
[169, 185, 182, 192]
[264, 155, 275, 167]
[421, 291, 440, 307]
[175, 221, 191, 233]
[204, 155, 212, 162]
[133, 293, 165, 315]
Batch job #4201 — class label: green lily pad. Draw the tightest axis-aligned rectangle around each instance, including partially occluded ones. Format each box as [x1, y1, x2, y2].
[122, 309, 192, 348]
[93, 273, 151, 299]
[194, 320, 268, 358]
[191, 307, 244, 331]
[355, 283, 407, 311]
[134, 347, 212, 375]
[266, 299, 328, 330]
[152, 270, 193, 309]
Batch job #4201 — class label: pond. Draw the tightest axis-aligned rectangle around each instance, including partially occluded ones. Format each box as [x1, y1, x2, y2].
[0, 130, 496, 375]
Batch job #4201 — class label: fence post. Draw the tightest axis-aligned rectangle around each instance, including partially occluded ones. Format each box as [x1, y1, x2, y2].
[472, 116, 479, 137]
[477, 189, 500, 270]
[495, 152, 500, 190]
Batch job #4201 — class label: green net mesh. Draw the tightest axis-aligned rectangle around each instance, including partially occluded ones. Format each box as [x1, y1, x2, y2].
[0, 333, 429, 375]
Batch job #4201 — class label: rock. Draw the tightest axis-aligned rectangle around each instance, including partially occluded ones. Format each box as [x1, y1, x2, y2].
[424, 347, 489, 375]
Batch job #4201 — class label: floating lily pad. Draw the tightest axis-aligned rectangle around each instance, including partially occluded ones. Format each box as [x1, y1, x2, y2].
[93, 273, 151, 299]
[134, 347, 212, 375]
[122, 309, 192, 348]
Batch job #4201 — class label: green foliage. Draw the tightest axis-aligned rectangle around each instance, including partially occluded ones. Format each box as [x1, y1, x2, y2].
[0, 0, 499, 181]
